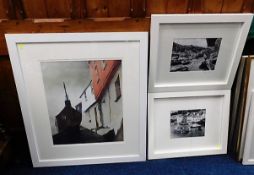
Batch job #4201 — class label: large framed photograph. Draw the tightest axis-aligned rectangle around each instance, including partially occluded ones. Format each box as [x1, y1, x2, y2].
[5, 32, 148, 167]
[149, 14, 252, 92]
[148, 90, 230, 159]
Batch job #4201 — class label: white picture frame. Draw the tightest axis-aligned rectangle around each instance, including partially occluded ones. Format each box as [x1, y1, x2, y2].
[149, 14, 252, 92]
[148, 90, 230, 159]
[5, 32, 148, 167]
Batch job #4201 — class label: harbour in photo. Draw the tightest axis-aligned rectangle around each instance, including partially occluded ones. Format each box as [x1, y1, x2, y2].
[170, 38, 222, 72]
[170, 109, 206, 138]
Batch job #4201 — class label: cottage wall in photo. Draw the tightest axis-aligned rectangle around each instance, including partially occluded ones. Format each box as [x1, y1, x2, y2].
[79, 60, 123, 142]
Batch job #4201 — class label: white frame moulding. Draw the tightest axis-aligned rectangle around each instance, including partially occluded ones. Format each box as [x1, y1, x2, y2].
[149, 14, 253, 93]
[148, 90, 230, 159]
[5, 32, 148, 167]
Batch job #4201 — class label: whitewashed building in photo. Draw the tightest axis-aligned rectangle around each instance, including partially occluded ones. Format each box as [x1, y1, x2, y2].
[77, 60, 123, 141]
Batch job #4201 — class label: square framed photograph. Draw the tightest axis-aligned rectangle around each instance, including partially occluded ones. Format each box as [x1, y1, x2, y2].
[5, 32, 148, 167]
[149, 14, 252, 92]
[148, 90, 230, 159]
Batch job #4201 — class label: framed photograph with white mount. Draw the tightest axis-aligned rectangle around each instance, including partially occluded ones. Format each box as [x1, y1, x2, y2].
[149, 14, 253, 93]
[5, 32, 148, 167]
[148, 90, 230, 159]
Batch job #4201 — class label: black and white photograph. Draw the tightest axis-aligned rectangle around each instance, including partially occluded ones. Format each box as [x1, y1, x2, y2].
[170, 38, 222, 72]
[170, 109, 206, 138]
[41, 60, 123, 145]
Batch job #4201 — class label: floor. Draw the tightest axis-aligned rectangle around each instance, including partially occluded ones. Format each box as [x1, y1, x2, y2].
[2, 155, 254, 175]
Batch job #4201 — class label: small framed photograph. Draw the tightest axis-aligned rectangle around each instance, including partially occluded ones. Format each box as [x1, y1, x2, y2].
[148, 90, 230, 159]
[149, 14, 252, 92]
[5, 32, 148, 167]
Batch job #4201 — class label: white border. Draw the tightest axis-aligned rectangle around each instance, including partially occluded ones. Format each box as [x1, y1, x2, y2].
[148, 90, 230, 159]
[149, 14, 252, 92]
[5, 32, 148, 167]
